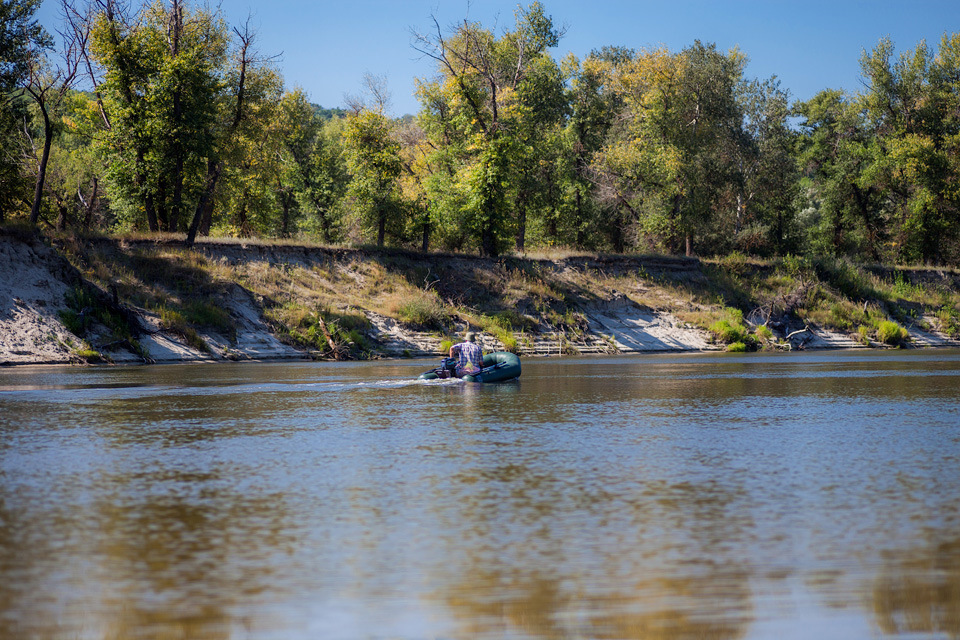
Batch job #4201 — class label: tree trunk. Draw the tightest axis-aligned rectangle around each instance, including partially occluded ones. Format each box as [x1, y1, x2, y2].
[575, 187, 585, 248]
[421, 220, 430, 253]
[187, 159, 221, 244]
[308, 195, 331, 242]
[685, 234, 693, 257]
[481, 224, 498, 257]
[278, 181, 293, 237]
[28, 102, 52, 225]
[515, 200, 526, 253]
[56, 201, 68, 231]
[377, 207, 386, 247]
[236, 189, 250, 236]
[156, 179, 168, 232]
[82, 178, 99, 230]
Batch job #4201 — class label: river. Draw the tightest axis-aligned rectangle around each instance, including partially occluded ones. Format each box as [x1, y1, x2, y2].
[1, 350, 958, 640]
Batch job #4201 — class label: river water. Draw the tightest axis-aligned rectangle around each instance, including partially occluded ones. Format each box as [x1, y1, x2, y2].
[1, 350, 958, 640]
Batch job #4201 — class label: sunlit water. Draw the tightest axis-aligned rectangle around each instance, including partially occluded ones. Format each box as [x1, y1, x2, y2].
[1, 350, 959, 640]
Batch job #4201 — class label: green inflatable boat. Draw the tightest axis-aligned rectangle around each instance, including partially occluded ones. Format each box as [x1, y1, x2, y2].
[418, 351, 521, 383]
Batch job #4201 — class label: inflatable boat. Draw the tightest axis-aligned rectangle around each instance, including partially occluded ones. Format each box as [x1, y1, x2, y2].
[418, 351, 521, 383]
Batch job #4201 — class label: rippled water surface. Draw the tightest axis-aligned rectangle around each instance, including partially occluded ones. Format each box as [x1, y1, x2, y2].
[1, 350, 959, 639]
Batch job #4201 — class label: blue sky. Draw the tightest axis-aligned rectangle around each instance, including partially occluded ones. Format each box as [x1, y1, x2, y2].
[37, 0, 960, 116]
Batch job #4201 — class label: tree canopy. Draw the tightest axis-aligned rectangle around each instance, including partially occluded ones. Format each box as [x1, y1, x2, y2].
[4, 0, 960, 266]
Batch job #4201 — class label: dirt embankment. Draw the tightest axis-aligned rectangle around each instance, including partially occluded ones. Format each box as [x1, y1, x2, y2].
[1, 232, 958, 367]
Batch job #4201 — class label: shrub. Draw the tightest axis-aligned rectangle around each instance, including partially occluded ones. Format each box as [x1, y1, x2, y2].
[876, 321, 909, 347]
[778, 254, 815, 280]
[755, 324, 774, 343]
[936, 306, 960, 338]
[709, 319, 746, 343]
[395, 292, 448, 329]
[708, 308, 748, 344]
[717, 251, 750, 275]
[726, 341, 747, 352]
[59, 286, 131, 340]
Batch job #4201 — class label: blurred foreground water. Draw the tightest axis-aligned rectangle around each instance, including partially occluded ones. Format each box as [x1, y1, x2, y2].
[1, 350, 958, 639]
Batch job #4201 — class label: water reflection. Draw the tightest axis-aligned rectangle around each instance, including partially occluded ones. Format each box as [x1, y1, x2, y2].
[870, 537, 960, 638]
[0, 351, 958, 639]
[438, 567, 752, 640]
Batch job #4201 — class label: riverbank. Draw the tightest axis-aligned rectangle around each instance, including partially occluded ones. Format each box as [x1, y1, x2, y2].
[2, 228, 959, 366]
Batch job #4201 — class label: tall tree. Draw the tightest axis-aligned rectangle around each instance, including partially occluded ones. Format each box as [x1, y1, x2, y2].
[275, 89, 348, 242]
[732, 77, 799, 254]
[412, 1, 564, 256]
[858, 35, 960, 263]
[87, 0, 231, 234]
[0, 0, 50, 221]
[22, 13, 82, 224]
[342, 107, 402, 247]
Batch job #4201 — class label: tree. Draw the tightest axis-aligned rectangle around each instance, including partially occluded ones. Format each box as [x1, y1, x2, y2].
[85, 0, 237, 234]
[858, 35, 960, 263]
[275, 89, 348, 242]
[794, 89, 880, 260]
[589, 42, 749, 256]
[732, 77, 800, 255]
[342, 107, 402, 247]
[0, 0, 50, 221]
[560, 50, 621, 248]
[22, 12, 82, 224]
[185, 18, 267, 243]
[412, 1, 564, 256]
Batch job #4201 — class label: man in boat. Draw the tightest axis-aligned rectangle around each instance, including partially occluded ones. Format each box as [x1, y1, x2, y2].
[449, 331, 483, 378]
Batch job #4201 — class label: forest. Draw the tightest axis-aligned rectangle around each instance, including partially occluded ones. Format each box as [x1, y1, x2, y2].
[2, 0, 960, 265]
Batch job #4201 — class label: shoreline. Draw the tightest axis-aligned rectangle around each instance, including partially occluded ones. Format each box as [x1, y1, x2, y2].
[3, 231, 959, 368]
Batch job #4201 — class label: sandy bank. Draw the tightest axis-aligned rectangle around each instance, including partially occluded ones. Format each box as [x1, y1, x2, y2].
[2, 233, 958, 367]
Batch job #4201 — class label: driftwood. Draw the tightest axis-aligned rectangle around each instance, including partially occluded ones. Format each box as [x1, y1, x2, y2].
[785, 326, 813, 350]
[315, 314, 347, 360]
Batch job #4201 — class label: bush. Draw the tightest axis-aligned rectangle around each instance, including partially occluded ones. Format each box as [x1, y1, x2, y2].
[936, 306, 960, 338]
[726, 341, 747, 352]
[395, 292, 448, 329]
[755, 324, 774, 343]
[876, 321, 909, 347]
[708, 308, 749, 344]
[778, 254, 815, 280]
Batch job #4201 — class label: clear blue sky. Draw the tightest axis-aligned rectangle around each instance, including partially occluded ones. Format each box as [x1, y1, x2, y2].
[37, 0, 960, 116]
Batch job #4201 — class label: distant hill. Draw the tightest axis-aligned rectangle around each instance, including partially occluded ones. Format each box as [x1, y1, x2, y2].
[312, 104, 347, 120]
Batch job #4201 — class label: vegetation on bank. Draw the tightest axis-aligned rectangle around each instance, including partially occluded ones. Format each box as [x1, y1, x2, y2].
[3, 0, 960, 269]
[28, 227, 960, 362]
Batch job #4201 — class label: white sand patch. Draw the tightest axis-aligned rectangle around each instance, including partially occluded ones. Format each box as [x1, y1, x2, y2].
[0, 238, 79, 364]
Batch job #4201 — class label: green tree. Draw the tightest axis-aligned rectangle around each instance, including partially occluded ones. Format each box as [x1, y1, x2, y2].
[560, 50, 621, 248]
[87, 0, 236, 234]
[412, 1, 564, 256]
[732, 77, 800, 255]
[342, 108, 402, 247]
[0, 0, 50, 222]
[794, 89, 881, 260]
[276, 90, 348, 241]
[858, 35, 960, 263]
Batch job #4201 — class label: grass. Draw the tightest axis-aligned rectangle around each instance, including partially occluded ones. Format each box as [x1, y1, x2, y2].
[159, 307, 209, 353]
[266, 303, 373, 358]
[393, 291, 449, 329]
[39, 232, 960, 362]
